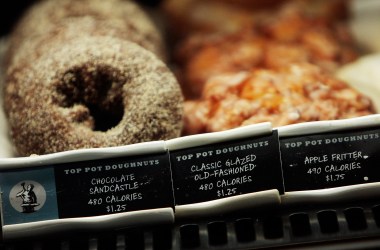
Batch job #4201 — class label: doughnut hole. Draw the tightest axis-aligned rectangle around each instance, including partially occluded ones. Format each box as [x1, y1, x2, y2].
[55, 64, 125, 132]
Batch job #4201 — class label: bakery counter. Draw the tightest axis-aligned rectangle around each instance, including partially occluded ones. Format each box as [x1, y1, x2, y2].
[1, 115, 380, 246]
[1, 0, 380, 249]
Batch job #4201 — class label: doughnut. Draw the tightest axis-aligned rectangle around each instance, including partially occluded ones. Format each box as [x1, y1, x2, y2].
[183, 64, 375, 134]
[8, 16, 162, 71]
[4, 35, 183, 156]
[171, 0, 357, 99]
[162, 0, 347, 40]
[3, 0, 184, 156]
[6, 0, 166, 65]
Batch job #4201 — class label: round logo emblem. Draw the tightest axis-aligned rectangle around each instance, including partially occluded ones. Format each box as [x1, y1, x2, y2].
[9, 180, 47, 213]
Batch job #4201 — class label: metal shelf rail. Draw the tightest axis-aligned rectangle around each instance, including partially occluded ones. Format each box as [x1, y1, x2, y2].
[2, 198, 380, 250]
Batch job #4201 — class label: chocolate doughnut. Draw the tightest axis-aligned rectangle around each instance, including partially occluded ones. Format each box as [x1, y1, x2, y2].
[4, 35, 183, 156]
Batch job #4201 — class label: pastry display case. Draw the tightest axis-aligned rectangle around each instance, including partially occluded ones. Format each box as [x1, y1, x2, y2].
[1, 0, 380, 249]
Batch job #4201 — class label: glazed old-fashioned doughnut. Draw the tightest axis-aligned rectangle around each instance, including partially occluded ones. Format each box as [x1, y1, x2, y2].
[4, 35, 183, 156]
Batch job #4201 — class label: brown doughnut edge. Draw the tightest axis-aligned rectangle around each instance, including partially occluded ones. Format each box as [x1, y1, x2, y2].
[5, 0, 166, 65]
[4, 35, 184, 156]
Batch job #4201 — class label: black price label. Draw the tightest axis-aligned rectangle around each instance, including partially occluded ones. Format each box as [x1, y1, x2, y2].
[170, 131, 284, 205]
[0, 153, 173, 226]
[280, 127, 380, 192]
[54, 152, 173, 218]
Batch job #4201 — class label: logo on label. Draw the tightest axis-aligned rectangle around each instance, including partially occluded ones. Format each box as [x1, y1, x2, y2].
[9, 181, 47, 213]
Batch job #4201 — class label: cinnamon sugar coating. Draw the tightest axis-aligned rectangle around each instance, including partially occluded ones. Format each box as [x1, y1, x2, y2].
[6, 0, 166, 65]
[5, 36, 183, 156]
[3, 0, 183, 156]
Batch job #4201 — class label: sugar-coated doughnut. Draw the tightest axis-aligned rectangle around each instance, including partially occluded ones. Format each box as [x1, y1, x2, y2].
[6, 0, 166, 65]
[4, 36, 183, 156]
[3, 0, 183, 156]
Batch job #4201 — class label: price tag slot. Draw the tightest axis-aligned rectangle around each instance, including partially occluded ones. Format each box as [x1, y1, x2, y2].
[170, 131, 284, 206]
[280, 127, 380, 192]
[0, 152, 173, 226]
